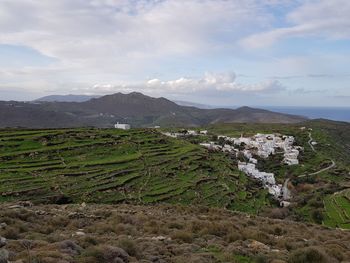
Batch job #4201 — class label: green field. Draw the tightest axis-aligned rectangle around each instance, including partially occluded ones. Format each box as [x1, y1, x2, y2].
[324, 189, 350, 229]
[0, 128, 269, 212]
[0, 120, 349, 226]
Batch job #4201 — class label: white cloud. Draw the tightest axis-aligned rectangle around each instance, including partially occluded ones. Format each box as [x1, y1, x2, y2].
[240, 0, 350, 48]
[0, 0, 269, 68]
[89, 72, 286, 95]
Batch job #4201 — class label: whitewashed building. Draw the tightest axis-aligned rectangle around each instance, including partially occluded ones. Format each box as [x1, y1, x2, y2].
[114, 122, 131, 130]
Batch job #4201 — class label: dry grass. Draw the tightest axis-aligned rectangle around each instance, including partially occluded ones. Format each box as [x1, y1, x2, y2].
[0, 203, 349, 263]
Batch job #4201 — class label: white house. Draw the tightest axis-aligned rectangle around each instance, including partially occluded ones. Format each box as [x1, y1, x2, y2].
[114, 122, 130, 130]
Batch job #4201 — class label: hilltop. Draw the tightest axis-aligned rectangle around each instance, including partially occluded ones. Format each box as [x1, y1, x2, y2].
[0, 92, 306, 128]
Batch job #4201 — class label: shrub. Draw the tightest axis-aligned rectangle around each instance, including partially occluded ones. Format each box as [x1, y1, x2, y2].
[311, 209, 324, 224]
[2, 227, 20, 239]
[167, 221, 184, 230]
[225, 230, 242, 243]
[59, 240, 83, 256]
[201, 222, 229, 237]
[83, 245, 129, 263]
[255, 254, 268, 263]
[288, 247, 328, 263]
[171, 231, 193, 243]
[117, 238, 138, 257]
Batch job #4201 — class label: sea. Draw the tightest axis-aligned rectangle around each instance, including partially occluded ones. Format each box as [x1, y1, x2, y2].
[260, 106, 350, 123]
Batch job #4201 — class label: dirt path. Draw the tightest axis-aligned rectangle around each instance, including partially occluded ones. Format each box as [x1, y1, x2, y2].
[282, 178, 292, 200]
[309, 160, 336, 175]
[299, 131, 336, 177]
[308, 132, 316, 152]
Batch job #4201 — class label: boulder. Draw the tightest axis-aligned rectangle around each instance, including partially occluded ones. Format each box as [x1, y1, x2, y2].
[247, 240, 270, 252]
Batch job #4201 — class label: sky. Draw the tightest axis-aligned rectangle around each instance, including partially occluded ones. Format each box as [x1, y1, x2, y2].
[0, 0, 349, 107]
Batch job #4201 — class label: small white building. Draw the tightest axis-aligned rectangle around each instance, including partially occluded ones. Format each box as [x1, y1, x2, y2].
[200, 130, 208, 135]
[187, 130, 197, 135]
[114, 122, 130, 130]
[284, 158, 299, 165]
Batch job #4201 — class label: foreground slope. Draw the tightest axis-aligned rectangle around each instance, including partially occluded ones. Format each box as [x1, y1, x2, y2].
[0, 203, 349, 263]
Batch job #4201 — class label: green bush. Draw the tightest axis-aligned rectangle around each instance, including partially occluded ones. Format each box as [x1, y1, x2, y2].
[288, 247, 328, 263]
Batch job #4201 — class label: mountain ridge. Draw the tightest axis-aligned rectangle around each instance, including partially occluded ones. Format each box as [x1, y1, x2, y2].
[0, 92, 307, 128]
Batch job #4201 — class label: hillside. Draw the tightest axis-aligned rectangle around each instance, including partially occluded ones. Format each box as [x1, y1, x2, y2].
[1, 203, 349, 263]
[0, 92, 306, 128]
[0, 128, 268, 213]
[0, 121, 349, 263]
[204, 120, 350, 228]
[0, 120, 349, 229]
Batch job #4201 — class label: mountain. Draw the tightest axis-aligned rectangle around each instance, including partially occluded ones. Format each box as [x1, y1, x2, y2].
[0, 92, 307, 128]
[35, 94, 100, 102]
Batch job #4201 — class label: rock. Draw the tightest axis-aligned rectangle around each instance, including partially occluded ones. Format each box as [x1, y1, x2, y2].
[74, 231, 86, 236]
[150, 236, 169, 241]
[247, 240, 270, 252]
[8, 205, 22, 209]
[18, 201, 33, 207]
[0, 248, 9, 263]
[0, 237, 6, 248]
[68, 212, 85, 219]
[35, 210, 47, 215]
[0, 223, 7, 230]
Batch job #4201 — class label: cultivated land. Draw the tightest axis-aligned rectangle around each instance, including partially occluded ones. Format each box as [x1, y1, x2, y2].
[0, 120, 349, 263]
[0, 128, 269, 213]
[162, 120, 350, 228]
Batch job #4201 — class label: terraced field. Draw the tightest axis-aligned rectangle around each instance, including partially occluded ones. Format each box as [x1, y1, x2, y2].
[324, 189, 350, 229]
[0, 128, 269, 212]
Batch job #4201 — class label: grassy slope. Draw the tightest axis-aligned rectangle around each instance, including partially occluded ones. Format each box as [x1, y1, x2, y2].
[0, 120, 349, 228]
[0, 128, 269, 213]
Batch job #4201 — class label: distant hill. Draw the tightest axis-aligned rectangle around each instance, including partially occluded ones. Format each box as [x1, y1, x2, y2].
[0, 92, 307, 128]
[173, 100, 214, 109]
[35, 94, 100, 102]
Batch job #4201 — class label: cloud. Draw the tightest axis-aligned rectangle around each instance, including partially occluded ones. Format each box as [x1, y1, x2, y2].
[290, 88, 326, 94]
[0, 0, 270, 69]
[88, 72, 286, 95]
[271, 73, 350, 80]
[240, 0, 350, 48]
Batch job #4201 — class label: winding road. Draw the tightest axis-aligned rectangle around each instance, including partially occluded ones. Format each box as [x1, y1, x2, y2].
[299, 131, 336, 177]
[308, 132, 316, 152]
[309, 160, 336, 175]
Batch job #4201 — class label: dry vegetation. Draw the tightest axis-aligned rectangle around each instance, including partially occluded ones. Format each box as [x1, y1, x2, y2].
[1, 203, 350, 263]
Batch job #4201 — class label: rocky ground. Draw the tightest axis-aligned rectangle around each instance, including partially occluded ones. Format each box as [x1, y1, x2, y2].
[0, 202, 350, 263]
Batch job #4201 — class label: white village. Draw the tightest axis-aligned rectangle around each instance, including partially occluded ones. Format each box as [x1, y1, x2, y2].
[163, 130, 304, 205]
